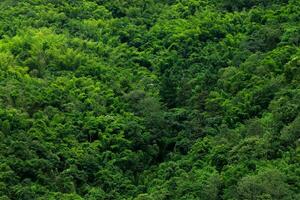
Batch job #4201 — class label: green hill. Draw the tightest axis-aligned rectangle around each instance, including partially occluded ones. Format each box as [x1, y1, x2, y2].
[0, 0, 299, 199]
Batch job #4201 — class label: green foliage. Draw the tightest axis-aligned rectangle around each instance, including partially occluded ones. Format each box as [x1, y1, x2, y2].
[0, 0, 299, 199]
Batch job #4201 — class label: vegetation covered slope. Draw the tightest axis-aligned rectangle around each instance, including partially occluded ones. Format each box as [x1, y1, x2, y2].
[0, 0, 299, 199]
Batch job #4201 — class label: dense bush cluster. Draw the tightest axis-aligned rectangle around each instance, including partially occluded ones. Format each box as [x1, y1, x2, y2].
[0, 0, 299, 199]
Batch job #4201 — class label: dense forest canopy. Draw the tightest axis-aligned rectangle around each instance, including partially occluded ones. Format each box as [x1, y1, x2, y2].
[0, 0, 299, 199]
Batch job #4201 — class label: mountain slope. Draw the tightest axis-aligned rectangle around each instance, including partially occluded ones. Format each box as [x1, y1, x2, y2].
[0, 0, 299, 199]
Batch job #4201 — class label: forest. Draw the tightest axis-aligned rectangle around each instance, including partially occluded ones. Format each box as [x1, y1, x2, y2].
[0, 0, 299, 199]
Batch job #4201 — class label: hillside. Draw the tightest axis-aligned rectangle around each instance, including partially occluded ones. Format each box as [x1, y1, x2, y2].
[0, 0, 299, 199]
